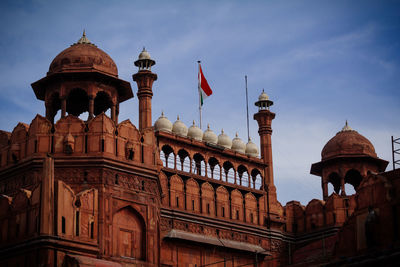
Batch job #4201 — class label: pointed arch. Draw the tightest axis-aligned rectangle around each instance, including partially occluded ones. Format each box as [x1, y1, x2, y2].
[177, 149, 190, 172]
[245, 193, 257, 224]
[193, 153, 206, 176]
[231, 189, 243, 221]
[112, 206, 146, 260]
[223, 161, 235, 183]
[170, 175, 184, 209]
[186, 178, 200, 212]
[201, 182, 215, 216]
[237, 165, 249, 186]
[216, 186, 229, 219]
[161, 145, 175, 168]
[207, 157, 219, 179]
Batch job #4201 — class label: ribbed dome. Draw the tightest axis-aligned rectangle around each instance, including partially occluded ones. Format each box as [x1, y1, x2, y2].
[321, 122, 376, 160]
[245, 138, 259, 157]
[172, 116, 188, 136]
[187, 121, 203, 141]
[217, 129, 232, 149]
[48, 32, 118, 77]
[203, 124, 218, 144]
[231, 133, 246, 153]
[154, 112, 172, 132]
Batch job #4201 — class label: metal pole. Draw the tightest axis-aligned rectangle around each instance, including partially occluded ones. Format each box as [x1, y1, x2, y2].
[392, 136, 395, 170]
[245, 75, 250, 141]
[198, 61, 202, 130]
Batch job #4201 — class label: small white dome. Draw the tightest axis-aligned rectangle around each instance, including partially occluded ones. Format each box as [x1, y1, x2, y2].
[231, 133, 246, 153]
[138, 47, 151, 60]
[172, 115, 188, 136]
[258, 89, 269, 101]
[188, 121, 203, 141]
[217, 129, 232, 149]
[154, 112, 172, 132]
[245, 138, 259, 157]
[203, 124, 218, 144]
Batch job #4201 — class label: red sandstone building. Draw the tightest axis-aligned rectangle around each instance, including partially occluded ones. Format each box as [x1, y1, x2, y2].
[0, 33, 399, 266]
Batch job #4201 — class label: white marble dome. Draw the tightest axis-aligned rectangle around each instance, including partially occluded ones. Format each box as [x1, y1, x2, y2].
[202, 124, 218, 144]
[138, 47, 151, 60]
[154, 112, 172, 132]
[187, 121, 203, 141]
[217, 129, 232, 149]
[172, 116, 188, 136]
[245, 138, 259, 157]
[258, 90, 269, 101]
[231, 133, 246, 153]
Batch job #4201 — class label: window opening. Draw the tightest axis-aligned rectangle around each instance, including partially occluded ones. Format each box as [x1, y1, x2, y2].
[62, 216, 66, 234]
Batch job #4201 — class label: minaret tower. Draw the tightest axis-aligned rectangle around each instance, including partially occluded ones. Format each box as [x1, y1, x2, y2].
[132, 48, 158, 131]
[254, 90, 276, 186]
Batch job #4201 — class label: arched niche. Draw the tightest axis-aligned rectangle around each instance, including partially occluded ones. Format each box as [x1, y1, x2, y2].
[112, 206, 146, 260]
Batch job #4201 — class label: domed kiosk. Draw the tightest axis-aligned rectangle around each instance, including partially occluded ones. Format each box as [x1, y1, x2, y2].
[311, 121, 388, 200]
[31, 31, 132, 123]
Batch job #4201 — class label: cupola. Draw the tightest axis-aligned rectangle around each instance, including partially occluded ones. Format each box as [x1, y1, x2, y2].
[245, 138, 259, 157]
[172, 116, 188, 136]
[231, 133, 246, 153]
[154, 112, 172, 132]
[203, 124, 218, 144]
[187, 121, 203, 141]
[217, 129, 232, 149]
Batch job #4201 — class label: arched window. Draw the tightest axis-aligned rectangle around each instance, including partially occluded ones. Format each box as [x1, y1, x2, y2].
[223, 161, 235, 183]
[251, 169, 262, 189]
[177, 149, 190, 172]
[207, 157, 219, 179]
[94, 91, 113, 116]
[161, 145, 174, 168]
[344, 169, 363, 193]
[328, 172, 341, 195]
[193, 153, 206, 176]
[67, 88, 89, 117]
[237, 165, 249, 186]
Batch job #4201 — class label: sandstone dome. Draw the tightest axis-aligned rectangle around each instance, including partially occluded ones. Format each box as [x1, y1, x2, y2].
[321, 122, 377, 160]
[48, 32, 118, 77]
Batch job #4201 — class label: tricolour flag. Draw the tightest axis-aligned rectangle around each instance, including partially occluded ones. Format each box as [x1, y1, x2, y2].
[198, 63, 213, 106]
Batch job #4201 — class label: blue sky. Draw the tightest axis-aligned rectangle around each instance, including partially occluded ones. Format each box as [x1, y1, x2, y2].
[0, 0, 399, 205]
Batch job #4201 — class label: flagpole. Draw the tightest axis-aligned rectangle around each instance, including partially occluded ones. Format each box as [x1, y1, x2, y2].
[198, 60, 202, 129]
[245, 75, 250, 142]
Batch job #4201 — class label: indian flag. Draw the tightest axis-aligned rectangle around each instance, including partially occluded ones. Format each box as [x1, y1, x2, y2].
[198, 63, 213, 106]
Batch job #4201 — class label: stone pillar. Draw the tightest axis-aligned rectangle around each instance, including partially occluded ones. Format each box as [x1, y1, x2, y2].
[40, 155, 54, 235]
[61, 97, 67, 118]
[254, 110, 276, 186]
[132, 70, 157, 131]
[111, 104, 116, 123]
[88, 95, 94, 120]
[322, 179, 328, 200]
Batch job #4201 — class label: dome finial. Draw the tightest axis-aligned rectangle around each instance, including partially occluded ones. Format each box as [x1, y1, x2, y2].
[341, 120, 352, 132]
[76, 30, 92, 45]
